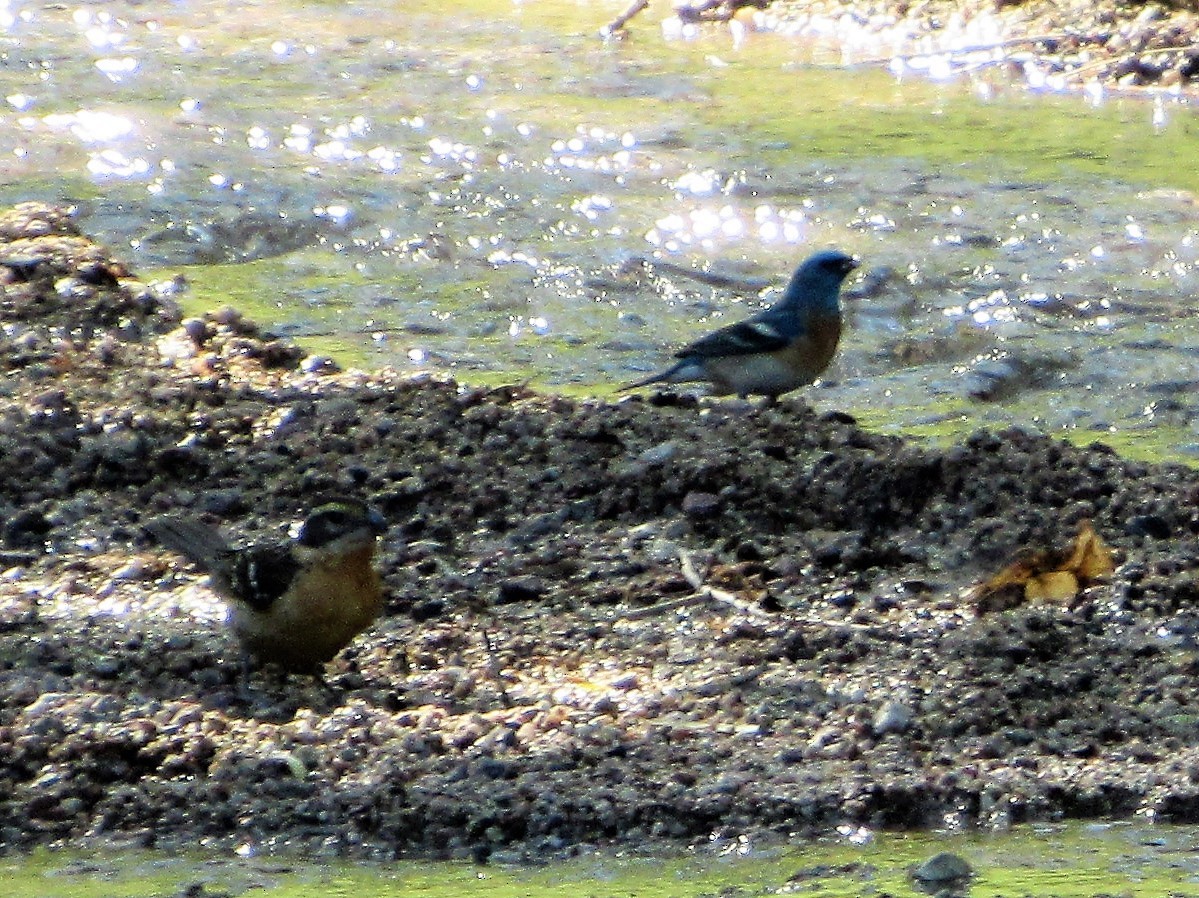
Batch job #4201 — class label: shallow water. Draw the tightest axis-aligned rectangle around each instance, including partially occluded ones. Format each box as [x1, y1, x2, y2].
[7, 821, 1199, 897]
[2, 0, 1199, 463]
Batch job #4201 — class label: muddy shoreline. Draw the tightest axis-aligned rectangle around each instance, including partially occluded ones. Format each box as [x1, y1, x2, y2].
[2, 202, 1199, 862]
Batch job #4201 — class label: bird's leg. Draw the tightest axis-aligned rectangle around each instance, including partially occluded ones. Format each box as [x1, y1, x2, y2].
[233, 651, 259, 704]
[310, 666, 334, 694]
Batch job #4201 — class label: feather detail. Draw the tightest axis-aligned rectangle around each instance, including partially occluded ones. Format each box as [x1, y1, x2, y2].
[682, 316, 791, 359]
[143, 516, 232, 572]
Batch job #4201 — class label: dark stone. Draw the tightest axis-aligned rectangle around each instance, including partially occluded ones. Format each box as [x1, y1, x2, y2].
[3, 509, 51, 548]
[497, 577, 548, 603]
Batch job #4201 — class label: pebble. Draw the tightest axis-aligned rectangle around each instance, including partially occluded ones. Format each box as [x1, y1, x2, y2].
[301, 354, 339, 374]
[89, 657, 123, 678]
[196, 489, 245, 515]
[497, 577, 547, 603]
[681, 491, 720, 517]
[636, 440, 678, 466]
[180, 317, 209, 343]
[110, 559, 151, 581]
[211, 306, 242, 327]
[872, 700, 914, 735]
[912, 852, 973, 883]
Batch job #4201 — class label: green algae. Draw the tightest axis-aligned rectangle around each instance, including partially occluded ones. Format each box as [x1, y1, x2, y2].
[6, 823, 1199, 898]
[158, 248, 622, 376]
[165, 254, 375, 365]
[696, 56, 1199, 195]
[848, 391, 1199, 468]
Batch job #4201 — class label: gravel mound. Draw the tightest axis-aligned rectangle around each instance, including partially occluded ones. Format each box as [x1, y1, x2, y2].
[3, 203, 1199, 861]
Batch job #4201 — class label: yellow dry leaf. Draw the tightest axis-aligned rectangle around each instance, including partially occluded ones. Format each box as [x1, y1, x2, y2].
[1068, 521, 1116, 581]
[971, 519, 1115, 614]
[1024, 570, 1079, 602]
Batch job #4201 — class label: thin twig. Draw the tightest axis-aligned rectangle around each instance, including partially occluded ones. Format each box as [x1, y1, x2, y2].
[618, 549, 775, 621]
[703, 584, 772, 619]
[480, 624, 513, 708]
[601, 0, 650, 37]
[631, 255, 774, 293]
[678, 549, 710, 590]
[852, 32, 1080, 69]
[618, 591, 714, 621]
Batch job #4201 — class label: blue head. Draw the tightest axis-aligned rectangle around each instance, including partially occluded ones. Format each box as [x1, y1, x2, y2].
[778, 249, 858, 314]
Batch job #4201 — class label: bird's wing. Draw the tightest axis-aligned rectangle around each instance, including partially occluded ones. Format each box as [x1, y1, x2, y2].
[679, 314, 793, 359]
[146, 515, 301, 612]
[225, 543, 303, 612]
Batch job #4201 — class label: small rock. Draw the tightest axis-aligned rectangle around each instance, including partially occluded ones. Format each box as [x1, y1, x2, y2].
[681, 491, 720, 517]
[508, 508, 568, 546]
[301, 354, 339, 374]
[211, 306, 243, 327]
[110, 559, 151, 581]
[197, 489, 245, 516]
[734, 540, 763, 561]
[181, 317, 209, 343]
[3, 509, 51, 548]
[872, 700, 913, 735]
[157, 330, 199, 362]
[1125, 514, 1171, 539]
[611, 672, 640, 691]
[912, 851, 973, 883]
[90, 656, 123, 678]
[636, 440, 678, 466]
[29, 388, 68, 410]
[497, 577, 547, 603]
[776, 746, 806, 764]
[315, 396, 360, 427]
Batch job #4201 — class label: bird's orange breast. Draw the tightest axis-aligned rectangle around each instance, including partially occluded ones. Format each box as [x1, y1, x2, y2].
[231, 544, 384, 670]
[775, 311, 841, 381]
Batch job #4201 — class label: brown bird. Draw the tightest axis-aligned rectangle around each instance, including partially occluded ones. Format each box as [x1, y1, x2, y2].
[145, 500, 387, 672]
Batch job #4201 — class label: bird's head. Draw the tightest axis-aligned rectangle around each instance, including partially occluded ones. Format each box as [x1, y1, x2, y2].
[783, 249, 859, 313]
[295, 500, 387, 553]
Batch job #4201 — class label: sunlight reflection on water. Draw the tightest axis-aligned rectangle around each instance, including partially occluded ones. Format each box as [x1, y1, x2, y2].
[2, 0, 1199, 451]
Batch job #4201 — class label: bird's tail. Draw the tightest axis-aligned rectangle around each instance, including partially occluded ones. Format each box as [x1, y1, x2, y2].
[619, 361, 686, 393]
[144, 516, 232, 571]
[619, 371, 667, 392]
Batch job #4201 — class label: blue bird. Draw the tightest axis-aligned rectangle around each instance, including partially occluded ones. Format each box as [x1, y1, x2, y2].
[621, 249, 859, 403]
